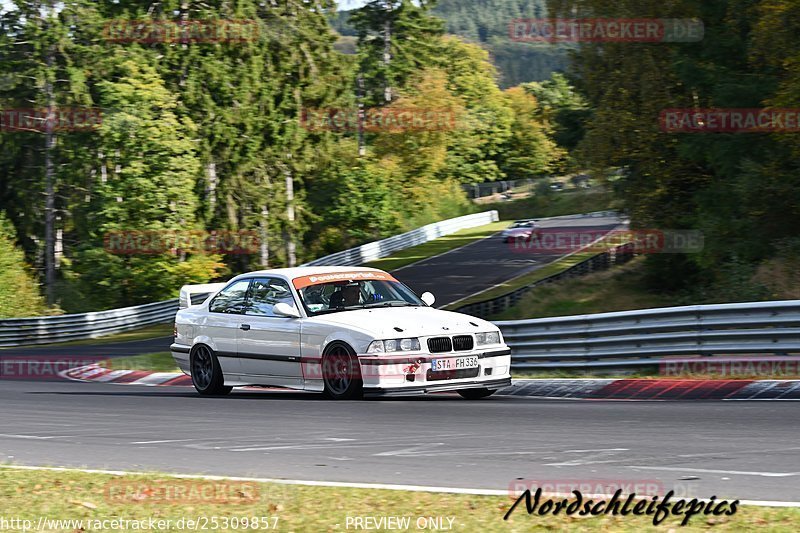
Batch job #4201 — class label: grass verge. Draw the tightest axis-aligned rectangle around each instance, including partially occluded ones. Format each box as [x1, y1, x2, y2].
[0, 467, 797, 532]
[489, 257, 678, 320]
[364, 221, 509, 272]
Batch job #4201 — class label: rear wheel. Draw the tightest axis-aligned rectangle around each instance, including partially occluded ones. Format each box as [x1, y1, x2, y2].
[322, 343, 363, 400]
[457, 388, 496, 400]
[191, 345, 232, 396]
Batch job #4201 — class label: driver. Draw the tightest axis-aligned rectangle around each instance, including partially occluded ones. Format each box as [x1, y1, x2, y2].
[329, 282, 362, 308]
[341, 283, 361, 307]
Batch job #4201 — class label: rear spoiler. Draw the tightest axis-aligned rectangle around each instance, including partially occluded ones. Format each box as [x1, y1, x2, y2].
[179, 282, 227, 309]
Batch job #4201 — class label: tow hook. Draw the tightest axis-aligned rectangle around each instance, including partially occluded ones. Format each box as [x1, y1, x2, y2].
[403, 359, 423, 382]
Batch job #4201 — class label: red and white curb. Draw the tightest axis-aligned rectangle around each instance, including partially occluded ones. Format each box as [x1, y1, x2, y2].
[59, 366, 800, 400]
[59, 364, 191, 387]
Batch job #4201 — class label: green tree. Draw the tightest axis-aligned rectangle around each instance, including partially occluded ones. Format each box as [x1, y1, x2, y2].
[436, 37, 514, 184]
[351, 0, 444, 105]
[524, 73, 590, 151]
[546, 0, 800, 297]
[500, 87, 563, 179]
[0, 0, 105, 303]
[0, 213, 50, 317]
[67, 59, 226, 308]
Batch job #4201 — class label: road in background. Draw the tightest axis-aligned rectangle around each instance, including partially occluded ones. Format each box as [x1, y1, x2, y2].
[393, 213, 623, 307]
[1, 379, 797, 502]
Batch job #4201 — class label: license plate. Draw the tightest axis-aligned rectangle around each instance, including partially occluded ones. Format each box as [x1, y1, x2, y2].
[431, 356, 479, 372]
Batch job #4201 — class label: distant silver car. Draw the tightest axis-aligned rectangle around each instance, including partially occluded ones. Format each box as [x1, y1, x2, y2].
[501, 219, 538, 243]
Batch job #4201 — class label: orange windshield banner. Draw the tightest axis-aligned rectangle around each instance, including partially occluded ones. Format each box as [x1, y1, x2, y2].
[292, 271, 397, 290]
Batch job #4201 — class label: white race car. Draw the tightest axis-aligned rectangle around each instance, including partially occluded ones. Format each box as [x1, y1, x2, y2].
[500, 219, 538, 243]
[171, 267, 511, 400]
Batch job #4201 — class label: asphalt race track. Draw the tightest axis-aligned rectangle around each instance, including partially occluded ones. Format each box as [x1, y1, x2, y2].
[393, 213, 623, 307]
[1, 379, 798, 503]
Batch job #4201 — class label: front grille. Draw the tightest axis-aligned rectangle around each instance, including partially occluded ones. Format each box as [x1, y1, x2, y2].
[453, 335, 473, 351]
[427, 337, 453, 353]
[426, 367, 480, 381]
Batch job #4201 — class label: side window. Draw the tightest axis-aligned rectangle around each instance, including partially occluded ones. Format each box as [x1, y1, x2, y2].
[245, 278, 295, 317]
[209, 280, 251, 314]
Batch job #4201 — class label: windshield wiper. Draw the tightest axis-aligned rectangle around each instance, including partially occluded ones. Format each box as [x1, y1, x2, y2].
[312, 308, 350, 315]
[362, 302, 418, 308]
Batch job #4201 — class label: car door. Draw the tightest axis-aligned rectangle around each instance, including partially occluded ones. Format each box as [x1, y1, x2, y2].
[237, 276, 303, 384]
[206, 279, 252, 376]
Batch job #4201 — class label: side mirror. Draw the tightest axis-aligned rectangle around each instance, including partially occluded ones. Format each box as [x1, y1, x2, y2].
[273, 302, 301, 318]
[420, 292, 436, 307]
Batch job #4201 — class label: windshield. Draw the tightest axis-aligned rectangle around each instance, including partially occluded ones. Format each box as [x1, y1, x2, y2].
[296, 279, 424, 316]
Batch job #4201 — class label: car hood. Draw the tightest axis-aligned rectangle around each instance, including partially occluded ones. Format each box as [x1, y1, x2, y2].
[310, 306, 498, 338]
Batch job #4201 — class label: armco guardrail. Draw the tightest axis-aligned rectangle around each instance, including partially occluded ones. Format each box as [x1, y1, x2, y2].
[302, 210, 499, 267]
[497, 300, 800, 370]
[0, 300, 178, 348]
[0, 211, 498, 347]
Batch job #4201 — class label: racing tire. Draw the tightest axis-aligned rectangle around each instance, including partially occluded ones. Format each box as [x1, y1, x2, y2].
[457, 388, 496, 400]
[322, 343, 363, 400]
[191, 345, 232, 396]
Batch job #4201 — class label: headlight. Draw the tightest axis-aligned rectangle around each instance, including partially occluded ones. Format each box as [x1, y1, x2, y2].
[367, 338, 421, 353]
[366, 340, 385, 354]
[475, 331, 501, 346]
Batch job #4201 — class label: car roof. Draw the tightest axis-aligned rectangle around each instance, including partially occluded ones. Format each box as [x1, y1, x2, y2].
[231, 266, 389, 281]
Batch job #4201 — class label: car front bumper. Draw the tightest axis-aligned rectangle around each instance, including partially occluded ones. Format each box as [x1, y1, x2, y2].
[363, 377, 511, 397]
[357, 347, 512, 395]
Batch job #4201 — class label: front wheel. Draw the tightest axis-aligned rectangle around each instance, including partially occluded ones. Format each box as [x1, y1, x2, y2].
[191, 345, 232, 396]
[458, 388, 496, 400]
[322, 344, 363, 400]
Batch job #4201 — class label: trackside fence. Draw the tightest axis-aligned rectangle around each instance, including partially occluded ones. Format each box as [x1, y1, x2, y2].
[497, 300, 800, 370]
[0, 300, 179, 348]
